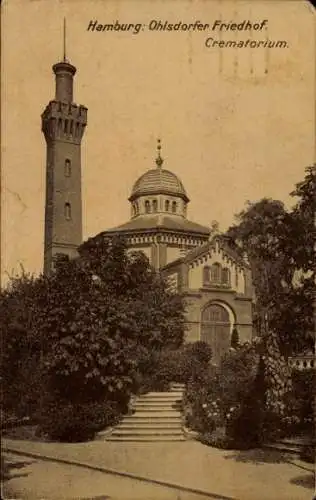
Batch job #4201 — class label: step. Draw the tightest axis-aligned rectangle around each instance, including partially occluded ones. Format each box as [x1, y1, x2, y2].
[106, 436, 186, 442]
[122, 413, 182, 423]
[278, 437, 314, 447]
[133, 401, 181, 408]
[110, 429, 184, 436]
[132, 408, 182, 414]
[118, 423, 183, 430]
[125, 411, 182, 417]
[264, 443, 303, 454]
[137, 396, 182, 403]
[141, 392, 183, 398]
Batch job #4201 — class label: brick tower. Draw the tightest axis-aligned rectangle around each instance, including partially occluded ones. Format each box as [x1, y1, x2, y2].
[41, 52, 87, 274]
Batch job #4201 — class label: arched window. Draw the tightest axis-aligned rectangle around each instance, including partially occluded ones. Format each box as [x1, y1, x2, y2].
[152, 199, 158, 212]
[65, 159, 71, 177]
[145, 200, 151, 213]
[203, 266, 211, 284]
[165, 200, 170, 212]
[211, 263, 221, 283]
[64, 202, 71, 220]
[172, 201, 177, 213]
[222, 268, 230, 285]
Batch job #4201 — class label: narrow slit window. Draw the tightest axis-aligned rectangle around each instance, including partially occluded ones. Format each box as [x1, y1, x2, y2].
[65, 202, 71, 220]
[152, 199, 158, 212]
[65, 159, 71, 177]
[172, 201, 177, 213]
[165, 200, 170, 212]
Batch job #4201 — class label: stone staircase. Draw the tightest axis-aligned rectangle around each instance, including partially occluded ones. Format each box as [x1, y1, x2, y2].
[106, 383, 186, 441]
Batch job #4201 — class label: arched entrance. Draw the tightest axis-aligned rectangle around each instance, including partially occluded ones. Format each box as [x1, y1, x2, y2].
[201, 303, 231, 365]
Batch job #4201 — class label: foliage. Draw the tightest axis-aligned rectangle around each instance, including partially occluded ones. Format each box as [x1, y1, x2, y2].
[226, 165, 315, 355]
[284, 369, 314, 435]
[261, 332, 292, 422]
[289, 164, 315, 272]
[0, 236, 186, 441]
[183, 341, 213, 367]
[230, 327, 239, 349]
[0, 272, 48, 417]
[136, 341, 213, 394]
[184, 339, 292, 448]
[37, 398, 120, 442]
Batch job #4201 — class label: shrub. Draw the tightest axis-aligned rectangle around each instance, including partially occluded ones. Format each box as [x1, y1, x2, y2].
[199, 426, 235, 449]
[37, 398, 120, 442]
[283, 369, 314, 435]
[230, 327, 239, 349]
[185, 341, 268, 448]
[184, 341, 213, 366]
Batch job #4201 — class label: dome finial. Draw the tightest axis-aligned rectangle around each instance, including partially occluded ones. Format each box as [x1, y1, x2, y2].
[156, 138, 164, 168]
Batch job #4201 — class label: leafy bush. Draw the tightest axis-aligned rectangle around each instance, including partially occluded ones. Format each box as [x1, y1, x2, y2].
[199, 427, 235, 449]
[1, 236, 186, 440]
[283, 369, 314, 435]
[230, 327, 239, 349]
[37, 398, 120, 442]
[184, 341, 267, 448]
[136, 341, 213, 394]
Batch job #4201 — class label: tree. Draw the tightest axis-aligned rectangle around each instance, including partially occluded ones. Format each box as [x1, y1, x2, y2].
[289, 164, 315, 273]
[0, 236, 186, 439]
[231, 327, 239, 349]
[225, 170, 315, 356]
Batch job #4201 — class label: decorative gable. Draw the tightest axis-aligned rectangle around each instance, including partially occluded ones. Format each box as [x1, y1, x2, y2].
[187, 239, 246, 294]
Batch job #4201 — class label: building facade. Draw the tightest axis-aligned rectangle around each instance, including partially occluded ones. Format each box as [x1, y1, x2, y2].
[42, 57, 253, 362]
[162, 237, 253, 364]
[97, 142, 253, 361]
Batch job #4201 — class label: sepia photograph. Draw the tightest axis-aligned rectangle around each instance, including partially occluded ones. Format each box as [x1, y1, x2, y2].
[1, 0, 315, 499]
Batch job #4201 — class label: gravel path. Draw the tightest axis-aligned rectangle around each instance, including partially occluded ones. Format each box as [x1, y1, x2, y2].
[2, 435, 314, 500]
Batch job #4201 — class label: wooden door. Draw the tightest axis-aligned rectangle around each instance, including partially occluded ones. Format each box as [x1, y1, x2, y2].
[201, 304, 231, 365]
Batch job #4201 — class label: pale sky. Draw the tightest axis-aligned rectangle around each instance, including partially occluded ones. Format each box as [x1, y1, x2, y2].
[2, 0, 315, 283]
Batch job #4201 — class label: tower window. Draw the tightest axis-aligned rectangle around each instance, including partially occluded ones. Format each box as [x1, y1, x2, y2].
[135, 202, 139, 214]
[145, 200, 151, 214]
[64, 119, 68, 134]
[65, 159, 71, 177]
[152, 199, 158, 212]
[58, 118, 62, 135]
[165, 200, 170, 212]
[64, 202, 72, 220]
[172, 201, 177, 213]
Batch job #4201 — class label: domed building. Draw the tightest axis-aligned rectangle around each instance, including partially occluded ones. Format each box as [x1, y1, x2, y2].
[40, 48, 253, 362]
[101, 140, 210, 269]
[96, 140, 253, 362]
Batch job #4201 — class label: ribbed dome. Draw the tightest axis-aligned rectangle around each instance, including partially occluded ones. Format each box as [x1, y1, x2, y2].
[129, 168, 189, 202]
